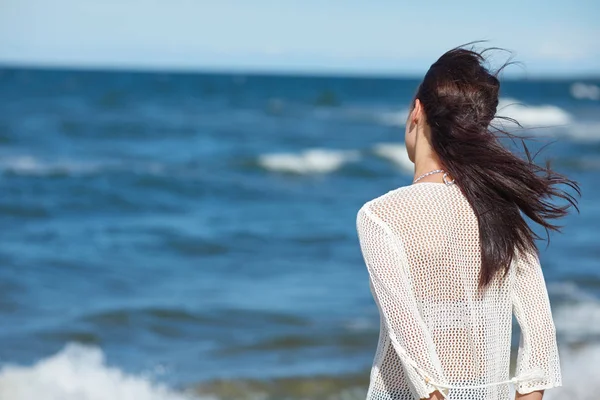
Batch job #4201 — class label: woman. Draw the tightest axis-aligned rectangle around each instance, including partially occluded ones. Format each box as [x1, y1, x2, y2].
[356, 46, 579, 400]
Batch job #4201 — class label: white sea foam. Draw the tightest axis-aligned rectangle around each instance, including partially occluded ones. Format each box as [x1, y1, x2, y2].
[511, 288, 600, 399]
[544, 285, 600, 398]
[496, 98, 572, 127]
[0, 155, 166, 177]
[372, 143, 413, 172]
[555, 300, 600, 342]
[570, 82, 600, 101]
[0, 344, 205, 400]
[258, 148, 360, 174]
[1, 335, 599, 400]
[566, 122, 600, 142]
[548, 281, 598, 302]
[551, 283, 600, 342]
[0, 156, 100, 176]
[545, 342, 600, 400]
[507, 342, 600, 400]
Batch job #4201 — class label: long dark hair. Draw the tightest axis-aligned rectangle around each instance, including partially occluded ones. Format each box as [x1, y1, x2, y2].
[415, 45, 580, 288]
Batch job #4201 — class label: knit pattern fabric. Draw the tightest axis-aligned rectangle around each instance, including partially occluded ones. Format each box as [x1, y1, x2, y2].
[356, 183, 561, 400]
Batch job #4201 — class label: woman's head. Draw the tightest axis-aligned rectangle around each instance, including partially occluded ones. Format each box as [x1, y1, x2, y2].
[405, 48, 500, 162]
[407, 45, 580, 288]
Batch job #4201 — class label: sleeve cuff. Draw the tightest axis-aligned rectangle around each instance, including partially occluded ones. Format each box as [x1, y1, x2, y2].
[515, 381, 562, 395]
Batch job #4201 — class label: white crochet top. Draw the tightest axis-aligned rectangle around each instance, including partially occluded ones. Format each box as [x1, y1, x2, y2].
[356, 182, 561, 400]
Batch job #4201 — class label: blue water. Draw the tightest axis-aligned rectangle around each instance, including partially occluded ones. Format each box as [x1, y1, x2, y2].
[0, 68, 599, 399]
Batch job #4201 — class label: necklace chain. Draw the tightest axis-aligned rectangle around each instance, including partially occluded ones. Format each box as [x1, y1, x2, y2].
[413, 169, 445, 184]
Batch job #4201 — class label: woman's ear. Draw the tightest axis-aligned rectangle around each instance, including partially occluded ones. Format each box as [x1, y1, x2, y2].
[412, 99, 423, 123]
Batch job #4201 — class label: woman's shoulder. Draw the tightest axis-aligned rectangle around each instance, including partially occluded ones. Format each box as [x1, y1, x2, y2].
[360, 183, 441, 213]
[358, 183, 455, 232]
[357, 184, 418, 224]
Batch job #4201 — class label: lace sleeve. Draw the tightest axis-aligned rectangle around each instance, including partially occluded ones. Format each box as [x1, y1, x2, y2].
[512, 249, 562, 394]
[357, 206, 447, 399]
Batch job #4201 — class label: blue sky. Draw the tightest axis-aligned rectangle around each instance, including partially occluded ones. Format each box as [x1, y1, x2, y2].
[1, 0, 599, 76]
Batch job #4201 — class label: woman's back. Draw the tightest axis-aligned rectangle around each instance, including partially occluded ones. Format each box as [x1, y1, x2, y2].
[357, 182, 561, 400]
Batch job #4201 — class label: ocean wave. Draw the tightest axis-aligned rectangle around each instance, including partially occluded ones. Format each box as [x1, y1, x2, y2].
[82, 306, 311, 331]
[555, 300, 600, 342]
[566, 122, 600, 142]
[0, 344, 200, 400]
[545, 342, 600, 400]
[495, 98, 572, 127]
[0, 155, 166, 177]
[257, 149, 360, 174]
[82, 307, 204, 326]
[570, 82, 600, 101]
[372, 143, 413, 172]
[0, 156, 101, 177]
[552, 286, 600, 343]
[216, 328, 375, 356]
[2, 339, 599, 400]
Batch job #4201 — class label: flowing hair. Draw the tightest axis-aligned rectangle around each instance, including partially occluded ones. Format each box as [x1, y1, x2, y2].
[415, 44, 580, 288]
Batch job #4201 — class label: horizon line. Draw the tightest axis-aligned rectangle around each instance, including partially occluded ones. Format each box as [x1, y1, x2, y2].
[1, 60, 599, 82]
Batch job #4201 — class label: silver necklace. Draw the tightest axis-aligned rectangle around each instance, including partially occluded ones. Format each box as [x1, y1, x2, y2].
[413, 169, 444, 184]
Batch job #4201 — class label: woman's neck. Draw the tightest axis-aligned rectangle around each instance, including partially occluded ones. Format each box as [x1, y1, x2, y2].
[412, 124, 445, 182]
[413, 154, 445, 183]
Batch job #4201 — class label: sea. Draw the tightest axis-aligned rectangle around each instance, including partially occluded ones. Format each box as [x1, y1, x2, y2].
[0, 67, 599, 400]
